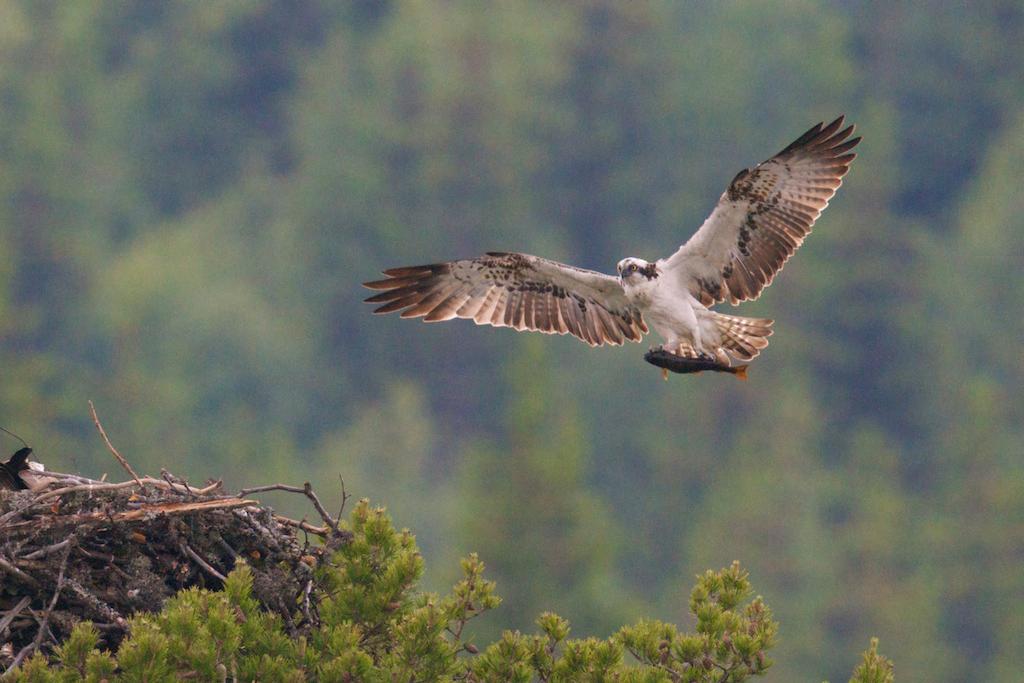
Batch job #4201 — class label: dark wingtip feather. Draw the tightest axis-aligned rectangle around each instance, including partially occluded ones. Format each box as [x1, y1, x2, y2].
[829, 135, 861, 156]
[373, 299, 414, 314]
[365, 290, 400, 304]
[817, 116, 845, 140]
[363, 278, 395, 290]
[780, 121, 825, 155]
[382, 264, 439, 277]
[827, 124, 854, 145]
[779, 116, 861, 157]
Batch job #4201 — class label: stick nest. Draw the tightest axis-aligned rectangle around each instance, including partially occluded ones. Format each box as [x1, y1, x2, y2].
[0, 471, 350, 669]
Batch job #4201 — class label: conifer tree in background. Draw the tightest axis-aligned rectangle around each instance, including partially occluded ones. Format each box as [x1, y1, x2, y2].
[456, 338, 632, 638]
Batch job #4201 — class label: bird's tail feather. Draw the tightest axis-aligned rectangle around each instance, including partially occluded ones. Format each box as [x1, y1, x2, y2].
[707, 311, 773, 361]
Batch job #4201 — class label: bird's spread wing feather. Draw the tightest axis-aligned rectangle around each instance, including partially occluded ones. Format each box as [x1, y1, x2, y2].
[363, 252, 647, 347]
[663, 116, 860, 305]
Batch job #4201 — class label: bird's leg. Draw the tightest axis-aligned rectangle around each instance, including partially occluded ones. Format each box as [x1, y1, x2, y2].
[657, 338, 678, 356]
[661, 367, 669, 381]
[655, 339, 677, 355]
[693, 343, 715, 361]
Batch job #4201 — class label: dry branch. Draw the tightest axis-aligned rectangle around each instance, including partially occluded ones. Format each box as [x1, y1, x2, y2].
[180, 542, 226, 582]
[88, 401, 144, 490]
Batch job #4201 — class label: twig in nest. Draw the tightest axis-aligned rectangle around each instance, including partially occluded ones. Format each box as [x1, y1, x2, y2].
[336, 475, 350, 520]
[88, 400, 144, 491]
[28, 480, 141, 506]
[162, 470, 183, 496]
[180, 542, 226, 583]
[301, 579, 314, 627]
[280, 596, 297, 638]
[2, 498, 257, 533]
[28, 478, 228, 509]
[302, 482, 338, 532]
[0, 597, 31, 638]
[20, 539, 72, 561]
[214, 535, 240, 560]
[0, 554, 39, 587]
[237, 483, 339, 533]
[76, 547, 115, 564]
[64, 577, 125, 626]
[197, 480, 223, 495]
[33, 548, 70, 648]
[273, 515, 328, 537]
[10, 547, 70, 670]
[162, 470, 201, 498]
[9, 638, 35, 671]
[237, 483, 301, 496]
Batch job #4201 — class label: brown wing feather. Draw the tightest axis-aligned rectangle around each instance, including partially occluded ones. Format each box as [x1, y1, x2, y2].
[665, 116, 860, 305]
[363, 252, 647, 347]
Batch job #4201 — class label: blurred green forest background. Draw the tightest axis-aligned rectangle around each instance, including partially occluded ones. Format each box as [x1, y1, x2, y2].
[0, 1, 1021, 681]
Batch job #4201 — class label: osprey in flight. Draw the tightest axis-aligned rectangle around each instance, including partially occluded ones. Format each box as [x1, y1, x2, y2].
[364, 117, 859, 374]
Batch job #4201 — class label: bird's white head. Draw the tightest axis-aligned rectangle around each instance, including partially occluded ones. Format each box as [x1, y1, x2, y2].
[617, 257, 658, 285]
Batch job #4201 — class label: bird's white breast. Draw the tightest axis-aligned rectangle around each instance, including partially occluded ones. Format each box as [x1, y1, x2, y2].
[621, 275, 658, 306]
[624, 272, 699, 342]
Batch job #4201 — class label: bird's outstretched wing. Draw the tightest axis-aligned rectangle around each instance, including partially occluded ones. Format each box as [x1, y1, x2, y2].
[363, 252, 647, 346]
[663, 116, 860, 305]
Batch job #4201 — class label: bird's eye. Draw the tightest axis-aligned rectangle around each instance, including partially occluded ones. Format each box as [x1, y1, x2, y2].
[630, 264, 638, 272]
